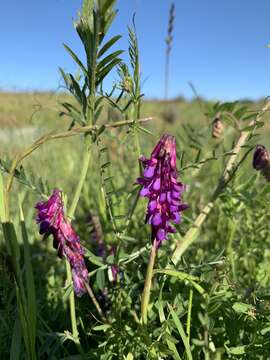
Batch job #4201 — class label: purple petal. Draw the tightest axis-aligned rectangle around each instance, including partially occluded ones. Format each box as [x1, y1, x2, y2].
[148, 200, 157, 212]
[152, 178, 161, 191]
[140, 187, 150, 197]
[171, 212, 180, 224]
[167, 191, 172, 203]
[157, 228, 166, 241]
[172, 190, 180, 199]
[151, 213, 162, 226]
[169, 205, 178, 213]
[144, 164, 156, 178]
[159, 193, 166, 203]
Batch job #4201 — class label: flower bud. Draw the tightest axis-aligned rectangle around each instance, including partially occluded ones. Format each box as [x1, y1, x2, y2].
[212, 115, 224, 139]
[253, 144, 270, 182]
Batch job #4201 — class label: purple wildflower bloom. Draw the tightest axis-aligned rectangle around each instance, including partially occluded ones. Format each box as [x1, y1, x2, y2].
[137, 134, 188, 247]
[35, 189, 88, 296]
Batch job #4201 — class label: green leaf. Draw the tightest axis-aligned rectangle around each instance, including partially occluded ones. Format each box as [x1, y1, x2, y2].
[10, 313, 22, 360]
[97, 50, 124, 72]
[84, 249, 104, 266]
[63, 284, 73, 303]
[0, 172, 5, 222]
[96, 268, 105, 290]
[96, 58, 122, 85]
[154, 269, 207, 298]
[98, 35, 122, 58]
[169, 305, 193, 360]
[59, 67, 71, 88]
[63, 44, 88, 77]
[93, 324, 111, 331]
[232, 302, 254, 314]
[224, 343, 247, 355]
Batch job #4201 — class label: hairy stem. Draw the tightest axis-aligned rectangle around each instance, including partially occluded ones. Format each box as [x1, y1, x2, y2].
[5, 117, 153, 195]
[141, 239, 157, 324]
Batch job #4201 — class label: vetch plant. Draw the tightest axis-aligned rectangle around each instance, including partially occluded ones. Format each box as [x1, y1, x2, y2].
[138, 134, 188, 324]
[1, 0, 270, 358]
[35, 189, 89, 296]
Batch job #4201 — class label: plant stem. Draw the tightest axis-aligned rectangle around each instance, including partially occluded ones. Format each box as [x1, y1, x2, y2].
[5, 117, 153, 194]
[65, 139, 92, 355]
[65, 261, 80, 338]
[84, 282, 107, 323]
[227, 220, 237, 282]
[141, 239, 157, 324]
[68, 141, 92, 220]
[171, 201, 214, 264]
[186, 289, 193, 345]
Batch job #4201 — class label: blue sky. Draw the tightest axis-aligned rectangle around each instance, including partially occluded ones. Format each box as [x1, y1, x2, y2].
[1, 0, 270, 100]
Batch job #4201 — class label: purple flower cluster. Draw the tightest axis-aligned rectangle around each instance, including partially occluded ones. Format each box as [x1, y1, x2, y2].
[35, 190, 88, 296]
[137, 134, 188, 247]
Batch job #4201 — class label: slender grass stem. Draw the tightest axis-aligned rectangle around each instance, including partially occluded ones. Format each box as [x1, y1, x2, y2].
[5, 117, 153, 195]
[227, 220, 237, 282]
[65, 139, 92, 355]
[84, 282, 107, 323]
[67, 142, 92, 220]
[186, 289, 193, 345]
[141, 239, 157, 324]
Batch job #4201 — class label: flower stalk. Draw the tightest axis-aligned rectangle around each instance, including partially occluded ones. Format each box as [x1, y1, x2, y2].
[141, 239, 157, 324]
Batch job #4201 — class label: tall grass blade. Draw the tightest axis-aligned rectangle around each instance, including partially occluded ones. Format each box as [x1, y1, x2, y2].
[19, 198, 37, 358]
[169, 305, 193, 360]
[10, 313, 22, 360]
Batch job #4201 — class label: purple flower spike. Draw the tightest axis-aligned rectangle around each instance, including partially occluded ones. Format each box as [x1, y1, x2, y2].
[137, 134, 188, 247]
[35, 189, 88, 296]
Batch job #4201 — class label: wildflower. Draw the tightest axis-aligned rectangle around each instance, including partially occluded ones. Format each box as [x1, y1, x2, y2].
[35, 189, 88, 296]
[137, 134, 188, 247]
[253, 144, 270, 182]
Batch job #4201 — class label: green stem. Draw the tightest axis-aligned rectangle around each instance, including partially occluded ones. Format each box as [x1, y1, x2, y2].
[84, 282, 107, 323]
[65, 261, 80, 339]
[141, 239, 157, 324]
[171, 202, 214, 265]
[65, 139, 92, 355]
[227, 220, 237, 282]
[68, 141, 92, 220]
[186, 289, 193, 345]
